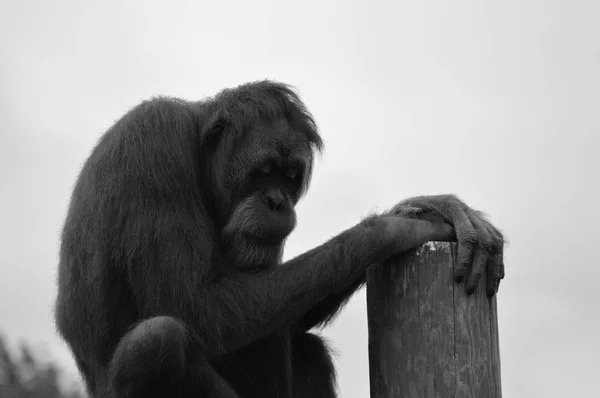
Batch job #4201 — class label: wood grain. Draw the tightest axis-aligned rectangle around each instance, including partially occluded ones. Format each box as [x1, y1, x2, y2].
[366, 242, 502, 398]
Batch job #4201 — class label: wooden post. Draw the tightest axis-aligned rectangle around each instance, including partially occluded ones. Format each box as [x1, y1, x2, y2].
[366, 242, 502, 398]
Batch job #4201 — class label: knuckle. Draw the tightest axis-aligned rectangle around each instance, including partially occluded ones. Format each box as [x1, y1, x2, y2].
[461, 231, 478, 246]
[492, 226, 503, 238]
[489, 227, 504, 244]
[458, 248, 473, 261]
[444, 194, 458, 202]
[455, 265, 468, 276]
[449, 194, 466, 207]
[470, 267, 483, 280]
[469, 274, 482, 288]
[490, 240, 502, 252]
[480, 236, 494, 251]
[390, 203, 402, 212]
[391, 205, 417, 217]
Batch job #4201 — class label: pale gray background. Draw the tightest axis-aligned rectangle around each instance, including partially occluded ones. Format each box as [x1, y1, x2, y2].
[1, 0, 599, 397]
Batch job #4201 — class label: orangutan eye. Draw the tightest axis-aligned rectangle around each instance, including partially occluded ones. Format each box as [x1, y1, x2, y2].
[258, 163, 273, 175]
[286, 168, 299, 181]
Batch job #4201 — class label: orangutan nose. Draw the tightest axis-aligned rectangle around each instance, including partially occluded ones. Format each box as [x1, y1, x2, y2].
[265, 187, 285, 212]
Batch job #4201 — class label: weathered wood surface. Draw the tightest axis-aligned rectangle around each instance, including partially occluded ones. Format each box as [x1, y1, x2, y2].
[366, 242, 502, 398]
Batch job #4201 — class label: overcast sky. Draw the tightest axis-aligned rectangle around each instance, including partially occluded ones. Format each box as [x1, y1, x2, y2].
[1, 0, 599, 396]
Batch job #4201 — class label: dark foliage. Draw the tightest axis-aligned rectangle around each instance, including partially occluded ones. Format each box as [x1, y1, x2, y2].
[0, 335, 84, 398]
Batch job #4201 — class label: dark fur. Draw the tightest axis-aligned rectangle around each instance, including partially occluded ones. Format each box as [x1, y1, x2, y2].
[55, 81, 422, 397]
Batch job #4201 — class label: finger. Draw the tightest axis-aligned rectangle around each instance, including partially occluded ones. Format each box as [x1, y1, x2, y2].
[450, 209, 477, 283]
[487, 225, 505, 296]
[464, 211, 494, 294]
[487, 251, 504, 297]
[402, 196, 449, 224]
[392, 206, 423, 218]
[466, 249, 488, 294]
[496, 249, 505, 280]
[468, 210, 494, 251]
[486, 254, 499, 297]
